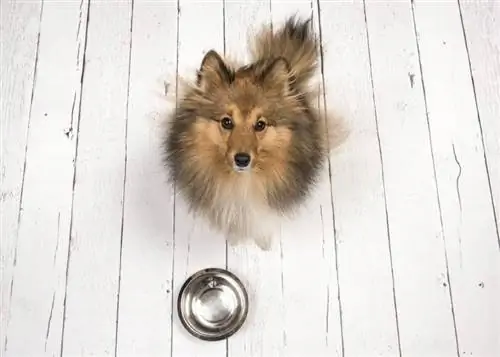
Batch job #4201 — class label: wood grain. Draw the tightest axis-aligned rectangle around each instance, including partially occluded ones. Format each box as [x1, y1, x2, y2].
[319, 0, 400, 355]
[413, 1, 500, 355]
[0, 0, 43, 352]
[364, 1, 458, 356]
[116, 1, 178, 355]
[2, 0, 89, 355]
[459, 0, 500, 242]
[61, 1, 132, 355]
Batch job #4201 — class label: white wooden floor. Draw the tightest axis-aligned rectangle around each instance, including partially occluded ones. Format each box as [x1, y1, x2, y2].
[1, 0, 499, 356]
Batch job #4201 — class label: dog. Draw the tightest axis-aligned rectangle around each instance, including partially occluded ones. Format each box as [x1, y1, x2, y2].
[162, 16, 346, 250]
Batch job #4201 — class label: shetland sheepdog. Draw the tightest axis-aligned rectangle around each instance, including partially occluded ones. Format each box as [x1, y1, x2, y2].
[163, 16, 346, 250]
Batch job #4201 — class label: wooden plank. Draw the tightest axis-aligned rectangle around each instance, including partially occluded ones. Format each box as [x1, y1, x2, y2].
[311, 3, 346, 353]
[412, 1, 500, 355]
[364, 1, 459, 356]
[318, 0, 401, 355]
[60, 1, 132, 355]
[4, 1, 89, 354]
[169, 1, 227, 356]
[459, 0, 500, 242]
[224, 1, 286, 356]
[268, 1, 344, 356]
[4, 1, 90, 354]
[0, 0, 43, 351]
[115, 1, 178, 355]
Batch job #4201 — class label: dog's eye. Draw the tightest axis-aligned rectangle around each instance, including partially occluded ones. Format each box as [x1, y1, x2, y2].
[254, 120, 267, 132]
[221, 116, 234, 130]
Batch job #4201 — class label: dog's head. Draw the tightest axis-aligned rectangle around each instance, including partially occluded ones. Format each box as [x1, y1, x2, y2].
[167, 50, 326, 209]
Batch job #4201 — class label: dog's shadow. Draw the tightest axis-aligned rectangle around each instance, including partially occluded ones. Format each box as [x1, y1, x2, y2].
[120, 101, 224, 263]
[119, 107, 176, 255]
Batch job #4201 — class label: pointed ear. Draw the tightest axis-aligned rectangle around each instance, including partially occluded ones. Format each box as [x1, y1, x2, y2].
[197, 50, 233, 91]
[260, 57, 292, 95]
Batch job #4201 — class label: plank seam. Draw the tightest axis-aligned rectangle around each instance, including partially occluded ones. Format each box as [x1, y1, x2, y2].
[169, 1, 181, 356]
[410, 1, 461, 355]
[362, 0, 402, 355]
[59, 0, 91, 354]
[315, 0, 345, 354]
[114, 0, 135, 355]
[456, 0, 500, 250]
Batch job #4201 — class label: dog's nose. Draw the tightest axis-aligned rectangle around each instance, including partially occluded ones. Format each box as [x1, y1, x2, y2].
[234, 152, 251, 168]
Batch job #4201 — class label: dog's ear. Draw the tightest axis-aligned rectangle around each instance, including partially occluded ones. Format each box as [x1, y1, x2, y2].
[260, 57, 292, 96]
[197, 50, 233, 92]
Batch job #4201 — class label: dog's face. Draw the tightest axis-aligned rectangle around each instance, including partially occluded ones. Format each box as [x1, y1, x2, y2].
[212, 104, 279, 173]
[167, 50, 325, 211]
[184, 50, 304, 178]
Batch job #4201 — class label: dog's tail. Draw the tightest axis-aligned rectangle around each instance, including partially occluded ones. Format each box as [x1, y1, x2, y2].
[250, 15, 318, 93]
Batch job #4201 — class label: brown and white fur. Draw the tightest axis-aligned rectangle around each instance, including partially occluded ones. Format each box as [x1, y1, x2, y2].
[162, 16, 346, 250]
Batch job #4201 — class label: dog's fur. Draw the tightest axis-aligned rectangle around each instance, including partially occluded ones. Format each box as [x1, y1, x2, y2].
[163, 16, 345, 250]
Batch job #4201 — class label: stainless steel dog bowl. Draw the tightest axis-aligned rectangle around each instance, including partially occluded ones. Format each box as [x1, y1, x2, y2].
[177, 268, 248, 341]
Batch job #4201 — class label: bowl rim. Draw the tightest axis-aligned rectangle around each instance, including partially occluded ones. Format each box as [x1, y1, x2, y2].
[177, 267, 249, 341]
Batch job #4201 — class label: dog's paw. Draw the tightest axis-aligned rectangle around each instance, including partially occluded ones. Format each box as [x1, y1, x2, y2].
[254, 235, 272, 251]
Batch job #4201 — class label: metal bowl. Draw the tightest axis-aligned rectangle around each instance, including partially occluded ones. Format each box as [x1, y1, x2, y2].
[177, 268, 249, 341]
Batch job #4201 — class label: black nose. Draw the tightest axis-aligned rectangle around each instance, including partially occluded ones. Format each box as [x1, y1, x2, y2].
[234, 152, 251, 168]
